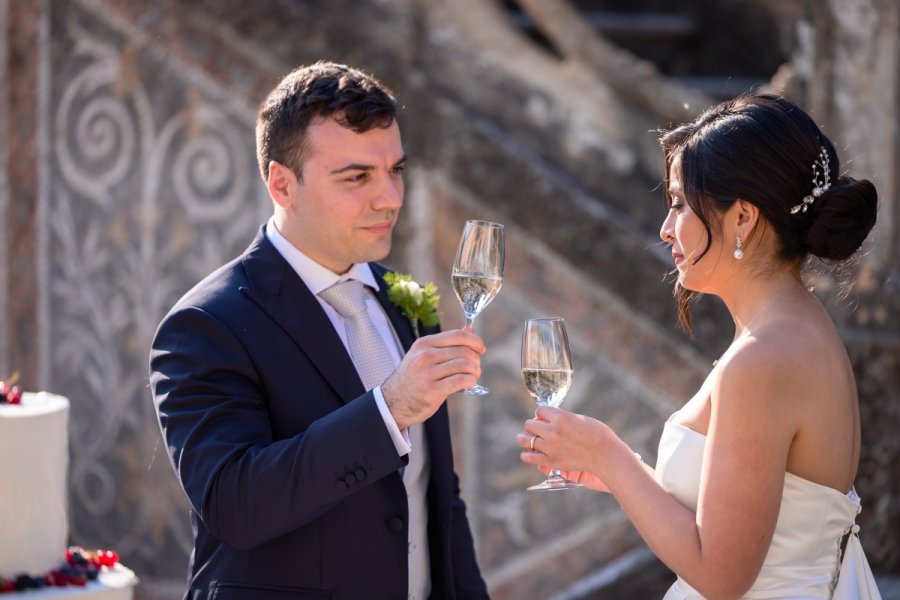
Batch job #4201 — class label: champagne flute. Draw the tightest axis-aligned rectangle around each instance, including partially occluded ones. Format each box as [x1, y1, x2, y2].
[521, 317, 581, 491]
[452, 220, 505, 395]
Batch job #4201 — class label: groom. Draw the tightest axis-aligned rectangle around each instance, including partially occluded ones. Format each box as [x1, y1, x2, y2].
[150, 61, 489, 600]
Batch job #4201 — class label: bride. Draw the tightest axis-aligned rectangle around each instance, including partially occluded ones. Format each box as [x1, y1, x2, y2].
[518, 93, 881, 599]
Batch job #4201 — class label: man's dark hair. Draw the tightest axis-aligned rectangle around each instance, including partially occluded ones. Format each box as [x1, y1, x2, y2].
[255, 60, 397, 181]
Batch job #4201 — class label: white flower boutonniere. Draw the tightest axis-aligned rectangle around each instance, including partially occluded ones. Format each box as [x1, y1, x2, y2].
[383, 272, 440, 338]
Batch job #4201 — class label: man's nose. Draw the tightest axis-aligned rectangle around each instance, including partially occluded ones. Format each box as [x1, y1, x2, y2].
[375, 173, 403, 209]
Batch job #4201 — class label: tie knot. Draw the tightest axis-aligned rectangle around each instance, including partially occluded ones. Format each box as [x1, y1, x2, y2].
[320, 279, 369, 319]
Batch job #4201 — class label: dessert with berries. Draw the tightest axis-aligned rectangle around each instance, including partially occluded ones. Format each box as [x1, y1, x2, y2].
[0, 546, 135, 595]
[0, 376, 137, 597]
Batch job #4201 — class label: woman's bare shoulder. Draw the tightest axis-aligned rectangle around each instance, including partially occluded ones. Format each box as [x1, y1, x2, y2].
[712, 313, 851, 429]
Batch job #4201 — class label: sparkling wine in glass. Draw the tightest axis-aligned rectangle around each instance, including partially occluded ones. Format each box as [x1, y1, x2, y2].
[452, 220, 504, 395]
[521, 317, 581, 491]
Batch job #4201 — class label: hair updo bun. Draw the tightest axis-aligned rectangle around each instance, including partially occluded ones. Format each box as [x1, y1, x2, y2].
[804, 176, 878, 261]
[658, 92, 881, 334]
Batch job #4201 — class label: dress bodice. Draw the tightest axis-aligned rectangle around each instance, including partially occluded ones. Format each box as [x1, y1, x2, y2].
[656, 421, 876, 599]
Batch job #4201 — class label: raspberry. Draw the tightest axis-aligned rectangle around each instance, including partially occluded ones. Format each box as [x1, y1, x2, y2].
[96, 549, 118, 567]
[0, 383, 21, 404]
[6, 388, 20, 404]
[0, 373, 20, 403]
[51, 571, 68, 587]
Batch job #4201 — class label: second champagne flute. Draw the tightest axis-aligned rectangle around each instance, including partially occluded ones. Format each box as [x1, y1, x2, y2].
[452, 220, 505, 395]
[521, 317, 582, 491]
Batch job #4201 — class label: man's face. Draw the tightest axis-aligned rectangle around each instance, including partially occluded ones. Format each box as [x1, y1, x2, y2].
[275, 116, 405, 274]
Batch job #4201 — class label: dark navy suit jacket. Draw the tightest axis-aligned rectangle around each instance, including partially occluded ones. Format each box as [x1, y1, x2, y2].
[150, 227, 488, 600]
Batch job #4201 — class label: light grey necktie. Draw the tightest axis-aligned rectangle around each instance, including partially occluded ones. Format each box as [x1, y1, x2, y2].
[321, 279, 431, 598]
[319, 279, 397, 391]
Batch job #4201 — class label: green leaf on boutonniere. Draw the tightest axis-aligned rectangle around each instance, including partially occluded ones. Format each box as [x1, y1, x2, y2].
[383, 272, 440, 338]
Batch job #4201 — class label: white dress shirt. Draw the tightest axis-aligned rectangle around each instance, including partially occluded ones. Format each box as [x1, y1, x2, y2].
[265, 219, 431, 600]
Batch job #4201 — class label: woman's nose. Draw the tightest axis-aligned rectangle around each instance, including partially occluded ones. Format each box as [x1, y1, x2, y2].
[659, 211, 675, 243]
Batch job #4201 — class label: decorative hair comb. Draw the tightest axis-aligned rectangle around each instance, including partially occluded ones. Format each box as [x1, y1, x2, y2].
[790, 146, 831, 214]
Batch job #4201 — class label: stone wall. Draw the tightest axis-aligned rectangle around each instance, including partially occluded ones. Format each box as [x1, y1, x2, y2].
[772, 0, 900, 570]
[2, 0, 276, 587]
[1, 1, 897, 598]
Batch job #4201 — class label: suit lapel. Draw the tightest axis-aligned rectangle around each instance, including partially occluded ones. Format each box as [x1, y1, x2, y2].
[369, 263, 417, 352]
[237, 231, 423, 405]
[239, 227, 365, 403]
[369, 264, 455, 499]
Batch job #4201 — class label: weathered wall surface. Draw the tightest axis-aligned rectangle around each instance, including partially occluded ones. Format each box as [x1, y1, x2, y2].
[770, 0, 900, 571]
[2, 0, 274, 589]
[1, 1, 896, 598]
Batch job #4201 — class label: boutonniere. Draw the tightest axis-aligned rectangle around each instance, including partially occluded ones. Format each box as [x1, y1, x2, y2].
[383, 272, 440, 338]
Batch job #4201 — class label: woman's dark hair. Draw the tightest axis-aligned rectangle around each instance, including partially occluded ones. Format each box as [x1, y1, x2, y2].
[659, 93, 878, 333]
[255, 60, 397, 181]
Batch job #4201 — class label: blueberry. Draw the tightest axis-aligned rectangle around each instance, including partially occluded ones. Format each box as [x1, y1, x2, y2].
[14, 574, 31, 590]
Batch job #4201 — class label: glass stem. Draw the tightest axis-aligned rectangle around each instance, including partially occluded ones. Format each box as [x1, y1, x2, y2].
[464, 317, 476, 332]
[537, 402, 563, 479]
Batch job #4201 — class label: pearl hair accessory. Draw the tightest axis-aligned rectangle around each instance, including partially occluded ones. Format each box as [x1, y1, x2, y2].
[734, 235, 744, 260]
[790, 146, 831, 214]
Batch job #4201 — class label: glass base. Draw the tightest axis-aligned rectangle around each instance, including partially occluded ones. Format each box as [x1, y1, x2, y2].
[527, 475, 583, 492]
[459, 383, 489, 395]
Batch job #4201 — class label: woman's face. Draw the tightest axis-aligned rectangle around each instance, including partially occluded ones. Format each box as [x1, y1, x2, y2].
[659, 155, 723, 292]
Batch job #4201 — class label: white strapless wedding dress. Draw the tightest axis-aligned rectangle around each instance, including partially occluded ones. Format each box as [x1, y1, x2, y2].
[656, 421, 882, 599]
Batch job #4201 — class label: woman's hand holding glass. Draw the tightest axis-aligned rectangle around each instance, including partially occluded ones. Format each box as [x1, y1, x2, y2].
[518, 406, 612, 494]
[519, 317, 583, 491]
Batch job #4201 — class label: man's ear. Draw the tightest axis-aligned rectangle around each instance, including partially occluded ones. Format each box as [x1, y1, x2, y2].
[267, 161, 298, 208]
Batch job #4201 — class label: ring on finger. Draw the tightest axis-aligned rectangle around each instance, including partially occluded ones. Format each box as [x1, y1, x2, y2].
[529, 435, 537, 452]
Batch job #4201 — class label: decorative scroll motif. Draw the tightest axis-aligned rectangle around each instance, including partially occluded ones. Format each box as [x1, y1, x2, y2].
[46, 2, 268, 569]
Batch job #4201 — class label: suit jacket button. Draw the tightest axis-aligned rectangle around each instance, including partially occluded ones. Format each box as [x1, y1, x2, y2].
[386, 516, 405, 532]
[336, 480, 348, 492]
[345, 473, 357, 486]
[354, 467, 367, 480]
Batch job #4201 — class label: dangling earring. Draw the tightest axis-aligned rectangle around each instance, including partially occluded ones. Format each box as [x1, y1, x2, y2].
[733, 235, 744, 260]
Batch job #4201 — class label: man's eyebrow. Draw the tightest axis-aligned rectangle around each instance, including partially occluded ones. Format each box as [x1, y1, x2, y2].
[330, 163, 374, 175]
[329, 155, 407, 175]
